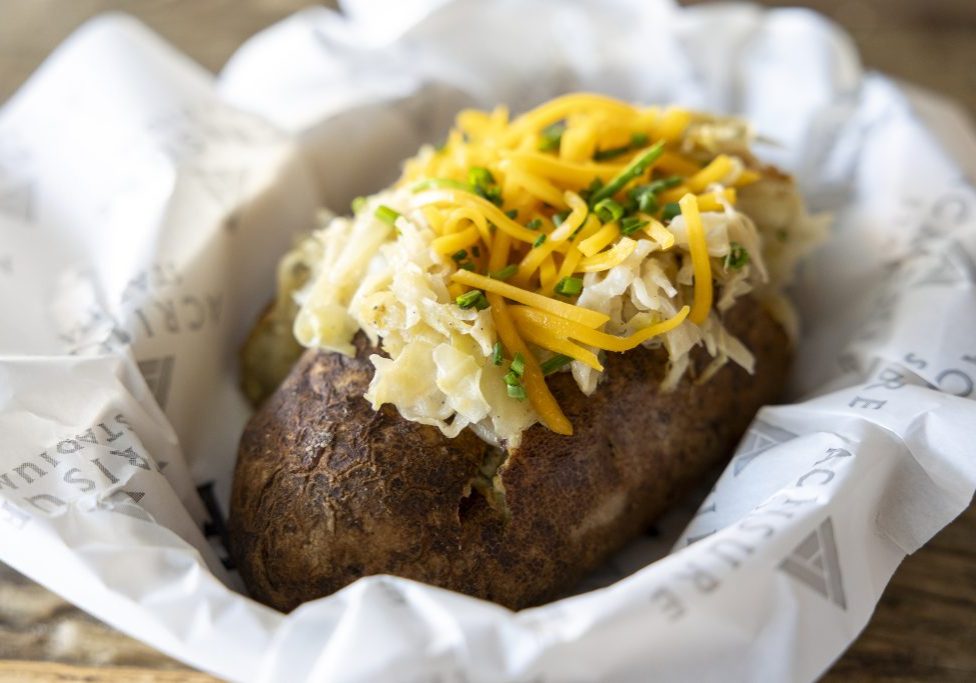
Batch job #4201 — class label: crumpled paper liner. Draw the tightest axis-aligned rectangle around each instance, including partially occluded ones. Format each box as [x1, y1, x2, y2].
[1, 1, 974, 681]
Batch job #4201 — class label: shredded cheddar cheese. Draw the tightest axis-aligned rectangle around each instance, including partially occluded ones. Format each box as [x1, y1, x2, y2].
[282, 93, 824, 447]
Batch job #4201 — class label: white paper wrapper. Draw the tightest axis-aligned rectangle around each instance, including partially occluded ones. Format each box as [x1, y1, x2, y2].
[2, 1, 975, 681]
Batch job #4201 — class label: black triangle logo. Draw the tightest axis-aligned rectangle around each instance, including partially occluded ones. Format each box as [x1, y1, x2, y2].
[780, 517, 846, 609]
[732, 420, 798, 476]
[137, 355, 175, 411]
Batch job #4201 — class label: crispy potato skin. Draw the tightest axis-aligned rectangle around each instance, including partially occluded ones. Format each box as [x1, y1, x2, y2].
[229, 299, 790, 611]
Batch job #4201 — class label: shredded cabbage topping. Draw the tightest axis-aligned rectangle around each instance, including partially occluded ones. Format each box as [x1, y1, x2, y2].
[282, 93, 824, 448]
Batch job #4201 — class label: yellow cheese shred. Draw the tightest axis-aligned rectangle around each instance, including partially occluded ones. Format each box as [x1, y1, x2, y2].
[578, 238, 638, 272]
[509, 305, 690, 352]
[451, 269, 609, 328]
[514, 315, 604, 371]
[679, 193, 713, 325]
[414, 190, 539, 243]
[431, 226, 480, 255]
[489, 293, 573, 435]
[577, 222, 620, 257]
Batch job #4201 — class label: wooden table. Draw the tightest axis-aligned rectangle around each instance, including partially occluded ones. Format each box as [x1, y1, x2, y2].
[1, 1, 973, 681]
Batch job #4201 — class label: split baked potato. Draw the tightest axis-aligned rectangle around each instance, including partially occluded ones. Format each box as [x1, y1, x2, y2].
[228, 94, 822, 612]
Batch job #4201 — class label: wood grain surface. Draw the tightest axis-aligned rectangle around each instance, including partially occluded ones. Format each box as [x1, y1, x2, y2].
[0, 1, 973, 681]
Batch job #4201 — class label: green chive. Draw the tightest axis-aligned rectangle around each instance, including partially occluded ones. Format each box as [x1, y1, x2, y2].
[456, 290, 489, 310]
[538, 121, 566, 152]
[490, 264, 518, 281]
[458, 261, 475, 271]
[592, 131, 652, 161]
[726, 242, 750, 270]
[506, 383, 527, 401]
[510, 352, 525, 377]
[620, 217, 649, 236]
[503, 370, 522, 386]
[593, 144, 633, 162]
[533, 234, 547, 248]
[468, 166, 494, 186]
[505, 209, 519, 220]
[594, 198, 624, 223]
[647, 175, 684, 193]
[541, 354, 573, 375]
[452, 249, 468, 262]
[662, 202, 681, 222]
[492, 342, 504, 366]
[477, 185, 503, 206]
[580, 177, 605, 203]
[526, 218, 543, 230]
[554, 276, 583, 297]
[411, 178, 471, 193]
[351, 196, 367, 214]
[375, 205, 401, 225]
[552, 210, 570, 227]
[589, 140, 666, 206]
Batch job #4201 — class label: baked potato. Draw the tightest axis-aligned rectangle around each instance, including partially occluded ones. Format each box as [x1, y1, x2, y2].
[228, 93, 823, 612]
[231, 298, 788, 611]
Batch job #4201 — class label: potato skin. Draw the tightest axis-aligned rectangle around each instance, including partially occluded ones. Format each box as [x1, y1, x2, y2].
[229, 299, 790, 612]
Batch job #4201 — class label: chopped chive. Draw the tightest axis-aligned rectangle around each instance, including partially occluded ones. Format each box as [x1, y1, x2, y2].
[538, 121, 566, 152]
[490, 264, 518, 281]
[554, 276, 583, 297]
[458, 261, 476, 271]
[533, 234, 547, 248]
[580, 177, 605, 203]
[505, 209, 519, 220]
[647, 175, 684, 193]
[637, 191, 659, 215]
[452, 249, 468, 262]
[456, 290, 489, 310]
[510, 352, 526, 377]
[593, 144, 633, 162]
[503, 370, 522, 386]
[375, 205, 401, 226]
[526, 218, 543, 230]
[477, 185, 503, 205]
[589, 140, 666, 206]
[541, 354, 573, 375]
[592, 131, 652, 162]
[726, 242, 750, 270]
[471, 245, 481, 258]
[620, 216, 649, 236]
[468, 166, 494, 186]
[594, 198, 624, 223]
[492, 342, 504, 366]
[469, 167, 503, 206]
[351, 196, 367, 214]
[662, 202, 682, 222]
[506, 383, 527, 401]
[552, 210, 570, 227]
[411, 178, 471, 193]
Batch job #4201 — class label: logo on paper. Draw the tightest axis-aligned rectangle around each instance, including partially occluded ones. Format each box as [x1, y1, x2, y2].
[138, 356, 175, 410]
[732, 420, 797, 476]
[780, 517, 846, 609]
